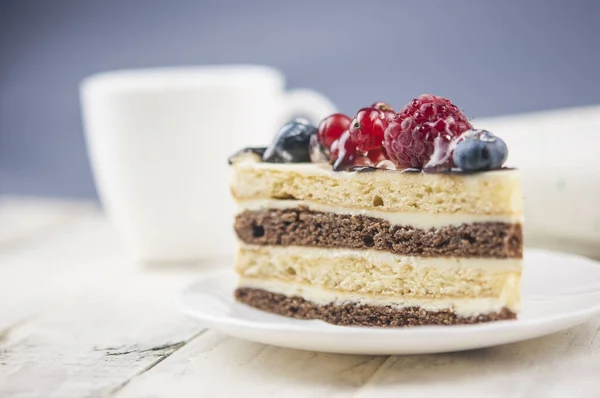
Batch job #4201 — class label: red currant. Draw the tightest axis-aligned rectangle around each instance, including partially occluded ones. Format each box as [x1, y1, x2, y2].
[371, 101, 394, 112]
[317, 113, 351, 149]
[348, 107, 387, 152]
[352, 156, 374, 168]
[330, 131, 358, 170]
[346, 148, 386, 169]
[371, 102, 396, 122]
[366, 147, 387, 164]
[383, 111, 395, 123]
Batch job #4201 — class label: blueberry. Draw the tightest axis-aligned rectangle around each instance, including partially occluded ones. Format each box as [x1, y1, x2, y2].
[453, 130, 508, 172]
[262, 121, 317, 163]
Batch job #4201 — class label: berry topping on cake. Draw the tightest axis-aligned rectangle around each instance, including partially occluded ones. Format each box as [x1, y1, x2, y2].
[383, 94, 473, 169]
[371, 102, 396, 122]
[366, 147, 387, 164]
[352, 156, 375, 168]
[317, 113, 352, 148]
[330, 131, 358, 171]
[228, 147, 267, 165]
[309, 133, 329, 163]
[231, 95, 510, 175]
[453, 129, 508, 172]
[371, 101, 393, 111]
[263, 121, 317, 163]
[348, 107, 388, 152]
[351, 148, 395, 170]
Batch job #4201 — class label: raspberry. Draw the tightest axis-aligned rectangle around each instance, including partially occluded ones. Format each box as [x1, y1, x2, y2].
[348, 107, 388, 152]
[383, 94, 472, 169]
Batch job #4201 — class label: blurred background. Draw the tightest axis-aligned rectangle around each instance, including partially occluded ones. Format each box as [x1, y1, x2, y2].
[2, 0, 600, 199]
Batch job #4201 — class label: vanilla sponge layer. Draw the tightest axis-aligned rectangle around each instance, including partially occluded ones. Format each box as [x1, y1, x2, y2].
[236, 245, 521, 313]
[231, 158, 523, 215]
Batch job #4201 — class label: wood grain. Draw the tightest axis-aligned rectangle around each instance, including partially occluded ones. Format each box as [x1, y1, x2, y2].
[115, 320, 600, 398]
[0, 270, 206, 397]
[0, 198, 207, 397]
[0, 213, 125, 331]
[114, 330, 387, 398]
[354, 322, 600, 398]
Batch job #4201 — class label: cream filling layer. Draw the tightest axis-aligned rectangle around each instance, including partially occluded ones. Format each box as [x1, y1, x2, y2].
[238, 244, 523, 271]
[236, 199, 522, 229]
[238, 277, 519, 316]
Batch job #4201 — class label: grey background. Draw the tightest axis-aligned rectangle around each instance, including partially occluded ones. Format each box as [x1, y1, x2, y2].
[1, 0, 599, 198]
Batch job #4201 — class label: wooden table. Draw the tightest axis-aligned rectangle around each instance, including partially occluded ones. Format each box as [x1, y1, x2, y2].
[1, 197, 599, 398]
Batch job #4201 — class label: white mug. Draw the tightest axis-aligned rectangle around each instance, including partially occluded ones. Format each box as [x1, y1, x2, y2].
[80, 65, 336, 263]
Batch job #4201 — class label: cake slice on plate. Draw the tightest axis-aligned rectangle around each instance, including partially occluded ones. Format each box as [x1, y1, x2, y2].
[230, 95, 523, 327]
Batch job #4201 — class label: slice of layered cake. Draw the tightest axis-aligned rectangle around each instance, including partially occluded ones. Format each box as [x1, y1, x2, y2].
[230, 95, 523, 327]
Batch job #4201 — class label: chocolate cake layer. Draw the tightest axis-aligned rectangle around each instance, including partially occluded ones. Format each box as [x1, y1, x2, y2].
[235, 288, 516, 327]
[235, 208, 522, 258]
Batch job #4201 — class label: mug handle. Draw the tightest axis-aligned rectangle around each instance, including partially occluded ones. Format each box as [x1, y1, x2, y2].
[280, 89, 338, 126]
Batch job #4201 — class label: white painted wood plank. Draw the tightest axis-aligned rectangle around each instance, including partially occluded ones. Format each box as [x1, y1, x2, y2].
[0, 200, 221, 398]
[0, 213, 125, 331]
[114, 330, 387, 398]
[113, 319, 600, 398]
[0, 197, 94, 250]
[0, 270, 207, 398]
[563, 316, 600, 356]
[520, 354, 600, 398]
[352, 319, 600, 398]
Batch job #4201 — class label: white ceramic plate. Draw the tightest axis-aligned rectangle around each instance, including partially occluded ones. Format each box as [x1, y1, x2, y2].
[177, 249, 600, 355]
